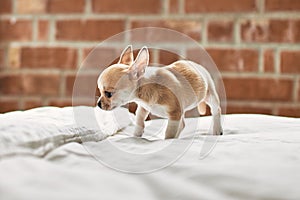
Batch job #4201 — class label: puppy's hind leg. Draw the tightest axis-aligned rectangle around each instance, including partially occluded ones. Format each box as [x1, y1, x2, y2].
[165, 117, 185, 139]
[205, 88, 223, 135]
[165, 110, 185, 139]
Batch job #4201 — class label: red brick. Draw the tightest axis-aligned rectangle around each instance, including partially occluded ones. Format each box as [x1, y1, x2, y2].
[38, 20, 49, 41]
[22, 74, 60, 95]
[83, 47, 119, 69]
[0, 48, 5, 67]
[241, 20, 269, 42]
[0, 74, 22, 95]
[265, 0, 300, 11]
[8, 47, 21, 69]
[207, 20, 233, 42]
[16, 0, 46, 13]
[83, 47, 156, 69]
[241, 19, 300, 43]
[264, 49, 275, 72]
[23, 99, 43, 110]
[294, 20, 300, 42]
[65, 74, 98, 97]
[131, 20, 202, 41]
[48, 99, 72, 107]
[0, 0, 12, 14]
[185, 0, 257, 13]
[47, 0, 85, 13]
[56, 20, 125, 41]
[16, 0, 84, 13]
[188, 48, 258, 72]
[223, 77, 294, 101]
[278, 107, 300, 117]
[65, 75, 75, 96]
[74, 99, 96, 107]
[92, 0, 162, 14]
[227, 104, 273, 115]
[48, 98, 95, 108]
[0, 20, 32, 42]
[0, 99, 19, 113]
[184, 107, 210, 117]
[21, 47, 77, 69]
[0, 74, 60, 96]
[298, 80, 300, 102]
[269, 20, 296, 43]
[281, 51, 300, 74]
[159, 50, 180, 65]
[169, 0, 179, 13]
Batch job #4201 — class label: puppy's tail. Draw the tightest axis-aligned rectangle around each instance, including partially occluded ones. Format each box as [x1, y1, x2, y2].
[197, 101, 206, 115]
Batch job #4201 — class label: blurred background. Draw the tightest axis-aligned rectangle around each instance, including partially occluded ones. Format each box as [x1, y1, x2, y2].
[0, 0, 299, 117]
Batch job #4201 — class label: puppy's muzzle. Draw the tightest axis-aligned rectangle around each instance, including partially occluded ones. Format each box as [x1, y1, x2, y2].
[97, 101, 102, 109]
[97, 99, 112, 110]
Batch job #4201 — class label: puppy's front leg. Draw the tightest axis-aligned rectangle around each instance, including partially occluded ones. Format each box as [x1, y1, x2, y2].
[134, 105, 149, 137]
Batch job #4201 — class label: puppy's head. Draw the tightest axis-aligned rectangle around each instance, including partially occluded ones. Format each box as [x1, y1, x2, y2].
[97, 45, 149, 110]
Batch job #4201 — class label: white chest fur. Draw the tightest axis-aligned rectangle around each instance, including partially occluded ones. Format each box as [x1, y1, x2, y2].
[134, 99, 168, 118]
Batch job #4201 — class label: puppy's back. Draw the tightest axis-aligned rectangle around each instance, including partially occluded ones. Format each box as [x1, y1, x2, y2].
[167, 60, 208, 102]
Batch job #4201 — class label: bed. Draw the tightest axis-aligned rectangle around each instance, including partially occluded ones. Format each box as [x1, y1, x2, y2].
[0, 106, 300, 200]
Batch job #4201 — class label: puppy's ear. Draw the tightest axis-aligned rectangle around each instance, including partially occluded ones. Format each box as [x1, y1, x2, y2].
[118, 45, 134, 65]
[128, 47, 149, 80]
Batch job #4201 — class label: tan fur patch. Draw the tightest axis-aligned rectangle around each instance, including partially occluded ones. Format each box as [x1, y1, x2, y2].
[170, 61, 207, 101]
[100, 65, 130, 91]
[135, 61, 207, 120]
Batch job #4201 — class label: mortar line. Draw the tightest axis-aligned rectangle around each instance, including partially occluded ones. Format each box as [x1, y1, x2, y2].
[124, 17, 131, 44]
[32, 16, 38, 42]
[2, 12, 300, 20]
[1, 69, 62, 75]
[201, 18, 207, 46]
[178, 0, 184, 14]
[274, 48, 281, 75]
[233, 18, 241, 45]
[85, 0, 92, 14]
[227, 100, 300, 107]
[293, 76, 299, 102]
[49, 17, 56, 43]
[221, 72, 295, 79]
[163, 0, 169, 15]
[59, 71, 66, 98]
[180, 46, 186, 58]
[257, 0, 265, 14]
[258, 47, 264, 73]
[77, 48, 83, 69]
[19, 97, 25, 110]
[4, 41, 300, 50]
[12, 0, 16, 14]
[152, 49, 159, 64]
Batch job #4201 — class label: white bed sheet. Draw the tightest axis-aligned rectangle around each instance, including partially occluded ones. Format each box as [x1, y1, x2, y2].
[0, 106, 300, 200]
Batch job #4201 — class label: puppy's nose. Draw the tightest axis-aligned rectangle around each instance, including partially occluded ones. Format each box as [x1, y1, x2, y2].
[97, 101, 102, 109]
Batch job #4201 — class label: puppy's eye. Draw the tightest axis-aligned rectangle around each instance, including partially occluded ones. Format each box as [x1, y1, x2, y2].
[104, 91, 113, 98]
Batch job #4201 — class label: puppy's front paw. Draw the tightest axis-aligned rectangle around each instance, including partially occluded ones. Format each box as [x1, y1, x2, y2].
[133, 126, 144, 137]
[213, 126, 223, 136]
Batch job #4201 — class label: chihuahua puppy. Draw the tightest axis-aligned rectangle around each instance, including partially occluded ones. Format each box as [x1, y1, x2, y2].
[97, 45, 223, 139]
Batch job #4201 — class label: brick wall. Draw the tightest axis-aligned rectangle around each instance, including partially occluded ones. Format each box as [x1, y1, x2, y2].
[0, 0, 299, 117]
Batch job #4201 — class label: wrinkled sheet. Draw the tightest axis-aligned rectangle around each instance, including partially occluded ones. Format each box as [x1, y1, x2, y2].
[0, 106, 300, 200]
